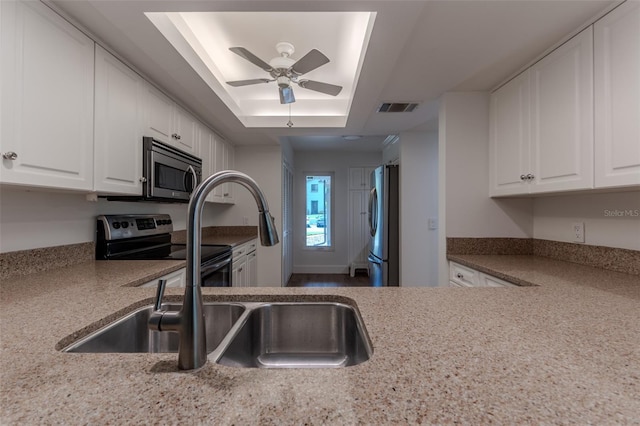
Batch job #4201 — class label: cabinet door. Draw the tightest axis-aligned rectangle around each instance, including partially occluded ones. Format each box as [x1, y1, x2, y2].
[223, 141, 235, 203]
[232, 258, 247, 287]
[246, 251, 257, 287]
[144, 84, 173, 144]
[594, 1, 640, 188]
[1, 0, 94, 190]
[530, 27, 594, 193]
[209, 135, 226, 202]
[172, 105, 197, 155]
[94, 45, 144, 195]
[489, 70, 531, 196]
[349, 191, 369, 265]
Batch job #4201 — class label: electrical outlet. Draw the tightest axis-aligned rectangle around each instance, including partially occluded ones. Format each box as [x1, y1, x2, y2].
[242, 216, 249, 226]
[572, 222, 585, 243]
[428, 217, 438, 230]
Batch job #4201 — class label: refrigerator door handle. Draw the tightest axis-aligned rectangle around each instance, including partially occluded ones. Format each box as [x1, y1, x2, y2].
[368, 187, 377, 237]
[368, 254, 381, 264]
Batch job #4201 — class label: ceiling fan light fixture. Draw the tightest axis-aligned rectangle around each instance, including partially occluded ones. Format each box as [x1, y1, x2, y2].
[276, 75, 291, 88]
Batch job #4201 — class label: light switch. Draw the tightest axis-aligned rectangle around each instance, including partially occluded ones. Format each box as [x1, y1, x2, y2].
[428, 217, 438, 230]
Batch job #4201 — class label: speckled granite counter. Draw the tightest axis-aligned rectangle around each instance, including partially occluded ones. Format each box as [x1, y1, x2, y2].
[1, 255, 639, 424]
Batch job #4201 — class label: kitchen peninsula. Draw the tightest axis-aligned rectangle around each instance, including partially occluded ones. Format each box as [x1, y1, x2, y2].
[1, 254, 638, 424]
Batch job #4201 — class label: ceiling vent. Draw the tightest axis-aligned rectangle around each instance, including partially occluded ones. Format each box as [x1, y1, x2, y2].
[377, 102, 419, 113]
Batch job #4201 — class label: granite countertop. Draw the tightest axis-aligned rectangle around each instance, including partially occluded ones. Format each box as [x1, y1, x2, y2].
[1, 255, 639, 424]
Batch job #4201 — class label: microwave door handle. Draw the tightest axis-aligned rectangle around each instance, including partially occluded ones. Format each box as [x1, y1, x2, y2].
[185, 165, 198, 193]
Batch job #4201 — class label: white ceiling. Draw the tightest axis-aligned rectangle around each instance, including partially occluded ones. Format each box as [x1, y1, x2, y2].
[50, 0, 616, 152]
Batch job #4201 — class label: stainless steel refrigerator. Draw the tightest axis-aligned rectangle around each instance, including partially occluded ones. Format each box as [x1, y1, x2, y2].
[368, 165, 399, 286]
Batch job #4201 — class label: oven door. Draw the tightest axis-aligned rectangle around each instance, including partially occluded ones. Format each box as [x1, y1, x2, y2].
[201, 254, 232, 287]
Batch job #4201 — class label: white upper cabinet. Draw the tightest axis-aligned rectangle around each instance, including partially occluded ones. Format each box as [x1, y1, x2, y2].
[144, 84, 174, 144]
[594, 1, 640, 188]
[349, 167, 375, 190]
[490, 27, 594, 196]
[530, 27, 593, 193]
[172, 104, 198, 155]
[144, 84, 197, 156]
[489, 71, 531, 196]
[1, 0, 94, 190]
[94, 45, 144, 195]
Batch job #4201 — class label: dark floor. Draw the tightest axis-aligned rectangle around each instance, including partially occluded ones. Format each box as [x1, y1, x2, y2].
[286, 272, 371, 287]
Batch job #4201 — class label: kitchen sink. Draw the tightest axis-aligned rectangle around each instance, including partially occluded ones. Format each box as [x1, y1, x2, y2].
[63, 303, 245, 353]
[217, 303, 372, 368]
[62, 301, 372, 369]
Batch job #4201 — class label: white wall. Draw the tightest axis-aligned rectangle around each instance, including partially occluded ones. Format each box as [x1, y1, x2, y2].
[533, 191, 640, 250]
[439, 92, 534, 284]
[213, 145, 284, 286]
[399, 131, 439, 287]
[0, 186, 229, 252]
[293, 151, 382, 273]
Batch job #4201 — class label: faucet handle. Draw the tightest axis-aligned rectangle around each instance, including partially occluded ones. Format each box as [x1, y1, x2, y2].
[153, 279, 167, 311]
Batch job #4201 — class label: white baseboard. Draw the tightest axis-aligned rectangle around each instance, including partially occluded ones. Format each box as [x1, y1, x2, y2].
[293, 265, 350, 274]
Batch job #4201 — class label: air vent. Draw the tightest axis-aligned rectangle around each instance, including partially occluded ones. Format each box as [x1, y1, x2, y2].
[377, 102, 419, 113]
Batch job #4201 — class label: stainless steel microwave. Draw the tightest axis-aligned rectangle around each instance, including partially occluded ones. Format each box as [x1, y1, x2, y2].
[142, 137, 202, 202]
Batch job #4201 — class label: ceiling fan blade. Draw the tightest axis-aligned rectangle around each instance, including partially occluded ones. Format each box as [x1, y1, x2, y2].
[229, 47, 272, 72]
[297, 80, 342, 96]
[290, 49, 329, 75]
[226, 79, 272, 87]
[279, 86, 296, 104]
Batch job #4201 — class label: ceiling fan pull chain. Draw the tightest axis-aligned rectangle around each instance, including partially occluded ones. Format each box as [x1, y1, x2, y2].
[287, 104, 294, 128]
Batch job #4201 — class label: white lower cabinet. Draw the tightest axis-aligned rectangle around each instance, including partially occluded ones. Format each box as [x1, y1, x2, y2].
[140, 268, 186, 288]
[449, 261, 516, 288]
[232, 240, 257, 287]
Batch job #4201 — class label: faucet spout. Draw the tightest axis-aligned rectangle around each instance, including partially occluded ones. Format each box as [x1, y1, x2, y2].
[149, 170, 279, 371]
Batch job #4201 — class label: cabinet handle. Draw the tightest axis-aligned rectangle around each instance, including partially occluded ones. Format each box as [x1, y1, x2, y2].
[526, 174, 534, 181]
[224, 193, 230, 197]
[2, 152, 17, 160]
[139, 177, 147, 183]
[456, 273, 464, 279]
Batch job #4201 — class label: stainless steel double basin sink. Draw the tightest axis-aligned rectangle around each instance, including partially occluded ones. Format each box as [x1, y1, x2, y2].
[63, 301, 372, 369]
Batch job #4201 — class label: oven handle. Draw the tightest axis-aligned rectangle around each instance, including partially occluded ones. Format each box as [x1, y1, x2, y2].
[200, 256, 232, 275]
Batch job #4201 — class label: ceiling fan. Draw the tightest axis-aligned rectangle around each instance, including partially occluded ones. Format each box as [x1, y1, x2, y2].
[226, 42, 343, 104]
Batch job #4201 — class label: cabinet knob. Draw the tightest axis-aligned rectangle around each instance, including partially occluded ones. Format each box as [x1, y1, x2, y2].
[526, 174, 534, 181]
[139, 177, 147, 183]
[2, 152, 17, 160]
[171, 133, 181, 140]
[224, 193, 230, 197]
[456, 273, 464, 279]
[520, 174, 527, 181]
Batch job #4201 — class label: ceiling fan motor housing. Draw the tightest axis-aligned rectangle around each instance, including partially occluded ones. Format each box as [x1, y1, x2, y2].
[276, 75, 291, 88]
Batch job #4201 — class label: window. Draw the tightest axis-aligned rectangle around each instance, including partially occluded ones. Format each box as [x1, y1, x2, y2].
[305, 174, 332, 248]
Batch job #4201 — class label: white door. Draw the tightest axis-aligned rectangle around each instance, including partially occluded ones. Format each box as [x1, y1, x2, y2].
[94, 45, 144, 195]
[530, 27, 594, 193]
[1, 0, 94, 190]
[489, 70, 531, 196]
[594, 1, 640, 188]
